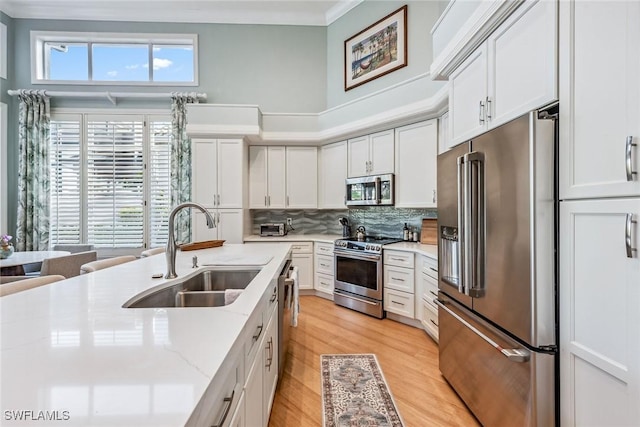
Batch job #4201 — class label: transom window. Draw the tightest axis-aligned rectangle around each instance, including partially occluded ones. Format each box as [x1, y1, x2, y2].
[50, 112, 171, 256]
[32, 31, 198, 85]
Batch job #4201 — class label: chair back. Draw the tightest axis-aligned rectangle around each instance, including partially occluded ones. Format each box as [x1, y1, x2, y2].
[52, 244, 95, 254]
[80, 255, 136, 274]
[0, 275, 66, 297]
[141, 247, 165, 257]
[41, 251, 98, 278]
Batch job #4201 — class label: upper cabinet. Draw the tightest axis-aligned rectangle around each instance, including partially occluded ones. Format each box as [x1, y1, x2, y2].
[559, 0, 640, 200]
[192, 138, 245, 209]
[394, 120, 438, 208]
[319, 141, 347, 209]
[249, 146, 317, 209]
[285, 147, 318, 209]
[347, 130, 394, 178]
[449, 0, 558, 147]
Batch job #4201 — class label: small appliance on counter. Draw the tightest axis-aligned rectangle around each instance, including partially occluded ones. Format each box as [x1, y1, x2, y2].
[260, 223, 287, 237]
[338, 217, 351, 238]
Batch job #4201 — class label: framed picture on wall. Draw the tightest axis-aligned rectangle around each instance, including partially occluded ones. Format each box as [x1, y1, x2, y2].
[344, 5, 407, 91]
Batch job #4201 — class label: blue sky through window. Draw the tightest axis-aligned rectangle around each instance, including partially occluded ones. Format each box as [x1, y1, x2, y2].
[48, 43, 194, 82]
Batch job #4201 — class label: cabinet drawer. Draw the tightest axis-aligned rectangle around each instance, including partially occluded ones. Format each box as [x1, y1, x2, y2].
[203, 353, 244, 427]
[421, 299, 439, 341]
[315, 242, 334, 256]
[421, 272, 438, 302]
[315, 254, 334, 275]
[421, 255, 438, 280]
[290, 241, 313, 253]
[314, 272, 334, 294]
[384, 250, 415, 268]
[384, 265, 414, 293]
[384, 288, 415, 318]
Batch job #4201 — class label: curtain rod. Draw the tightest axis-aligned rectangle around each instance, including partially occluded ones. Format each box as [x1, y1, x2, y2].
[7, 90, 207, 105]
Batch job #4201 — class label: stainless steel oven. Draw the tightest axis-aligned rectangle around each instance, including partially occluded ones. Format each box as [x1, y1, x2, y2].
[333, 236, 400, 318]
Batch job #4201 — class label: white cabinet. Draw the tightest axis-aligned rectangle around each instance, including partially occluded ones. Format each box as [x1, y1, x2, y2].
[347, 130, 394, 177]
[314, 242, 334, 296]
[262, 304, 279, 423]
[394, 120, 438, 208]
[319, 141, 347, 208]
[291, 242, 313, 290]
[249, 146, 317, 209]
[449, 0, 557, 146]
[192, 138, 245, 209]
[559, 1, 640, 200]
[192, 209, 245, 244]
[383, 249, 415, 318]
[438, 111, 450, 154]
[416, 255, 439, 342]
[285, 147, 317, 209]
[249, 146, 286, 209]
[560, 198, 640, 427]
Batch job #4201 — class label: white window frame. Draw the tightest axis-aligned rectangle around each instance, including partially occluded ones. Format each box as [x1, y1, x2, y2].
[50, 108, 171, 257]
[31, 31, 199, 86]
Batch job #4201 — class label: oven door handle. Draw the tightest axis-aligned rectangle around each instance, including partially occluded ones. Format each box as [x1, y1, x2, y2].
[334, 250, 381, 262]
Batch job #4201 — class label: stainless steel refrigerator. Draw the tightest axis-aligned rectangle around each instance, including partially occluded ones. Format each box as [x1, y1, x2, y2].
[436, 109, 558, 426]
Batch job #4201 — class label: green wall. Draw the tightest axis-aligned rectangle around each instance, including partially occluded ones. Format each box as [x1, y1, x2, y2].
[326, 1, 442, 108]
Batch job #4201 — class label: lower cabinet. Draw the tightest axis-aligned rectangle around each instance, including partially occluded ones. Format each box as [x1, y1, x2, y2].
[417, 255, 439, 341]
[383, 250, 415, 318]
[291, 242, 314, 290]
[314, 242, 335, 296]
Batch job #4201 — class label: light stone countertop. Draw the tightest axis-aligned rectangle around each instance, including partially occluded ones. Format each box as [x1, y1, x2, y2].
[0, 243, 291, 426]
[384, 241, 438, 259]
[244, 234, 342, 244]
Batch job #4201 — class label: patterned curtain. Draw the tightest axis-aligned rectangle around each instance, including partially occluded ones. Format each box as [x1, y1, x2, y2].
[170, 92, 199, 243]
[16, 90, 51, 251]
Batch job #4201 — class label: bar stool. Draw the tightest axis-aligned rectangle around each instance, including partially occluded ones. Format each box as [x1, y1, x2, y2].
[0, 275, 66, 297]
[80, 256, 136, 274]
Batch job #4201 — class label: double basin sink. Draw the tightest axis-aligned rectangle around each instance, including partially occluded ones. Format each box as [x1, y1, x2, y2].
[123, 268, 260, 308]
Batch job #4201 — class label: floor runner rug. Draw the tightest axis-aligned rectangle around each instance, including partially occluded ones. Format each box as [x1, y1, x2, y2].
[321, 354, 405, 427]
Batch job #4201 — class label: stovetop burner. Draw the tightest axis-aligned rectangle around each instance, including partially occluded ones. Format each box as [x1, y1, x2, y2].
[334, 236, 401, 254]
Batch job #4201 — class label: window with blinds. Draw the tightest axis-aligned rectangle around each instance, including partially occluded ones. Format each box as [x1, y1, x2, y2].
[50, 113, 171, 253]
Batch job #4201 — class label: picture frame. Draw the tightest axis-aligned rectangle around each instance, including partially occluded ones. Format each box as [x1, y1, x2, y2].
[344, 5, 407, 91]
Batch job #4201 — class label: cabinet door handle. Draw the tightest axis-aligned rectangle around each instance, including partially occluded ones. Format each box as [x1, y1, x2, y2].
[486, 97, 492, 121]
[429, 267, 438, 272]
[392, 277, 405, 282]
[270, 286, 277, 303]
[390, 257, 405, 262]
[286, 195, 289, 206]
[252, 324, 263, 342]
[626, 213, 637, 258]
[430, 319, 438, 327]
[211, 389, 235, 427]
[264, 196, 267, 206]
[479, 100, 485, 124]
[429, 290, 438, 297]
[265, 337, 273, 370]
[433, 189, 436, 203]
[626, 136, 637, 181]
[392, 300, 405, 306]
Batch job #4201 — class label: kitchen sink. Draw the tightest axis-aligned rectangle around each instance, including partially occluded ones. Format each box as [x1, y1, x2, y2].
[123, 268, 260, 308]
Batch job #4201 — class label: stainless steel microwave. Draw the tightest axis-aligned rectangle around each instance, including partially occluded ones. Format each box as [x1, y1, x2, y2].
[345, 174, 394, 206]
[260, 223, 287, 236]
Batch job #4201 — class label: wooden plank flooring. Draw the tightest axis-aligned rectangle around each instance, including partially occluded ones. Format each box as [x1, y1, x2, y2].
[268, 296, 480, 427]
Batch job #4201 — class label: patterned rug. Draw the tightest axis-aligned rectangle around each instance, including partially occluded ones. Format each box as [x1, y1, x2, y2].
[321, 354, 405, 427]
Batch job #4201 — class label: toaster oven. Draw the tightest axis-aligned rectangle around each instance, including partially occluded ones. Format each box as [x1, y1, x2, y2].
[260, 223, 287, 236]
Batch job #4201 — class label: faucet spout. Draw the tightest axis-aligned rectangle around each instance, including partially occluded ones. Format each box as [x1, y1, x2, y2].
[165, 202, 215, 279]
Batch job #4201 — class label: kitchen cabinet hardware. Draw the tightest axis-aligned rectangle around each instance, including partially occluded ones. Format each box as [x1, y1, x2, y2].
[430, 290, 438, 297]
[486, 97, 492, 120]
[252, 324, 263, 342]
[270, 287, 277, 303]
[430, 319, 438, 327]
[433, 189, 437, 203]
[265, 337, 273, 370]
[211, 389, 235, 427]
[429, 267, 438, 272]
[392, 300, 405, 306]
[479, 100, 485, 124]
[392, 277, 405, 282]
[626, 213, 637, 258]
[626, 136, 637, 182]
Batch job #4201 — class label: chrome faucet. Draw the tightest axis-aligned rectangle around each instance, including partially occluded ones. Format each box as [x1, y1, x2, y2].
[165, 202, 215, 279]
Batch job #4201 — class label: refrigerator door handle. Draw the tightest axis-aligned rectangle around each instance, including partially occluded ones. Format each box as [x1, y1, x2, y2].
[463, 151, 485, 297]
[456, 155, 466, 294]
[435, 298, 530, 363]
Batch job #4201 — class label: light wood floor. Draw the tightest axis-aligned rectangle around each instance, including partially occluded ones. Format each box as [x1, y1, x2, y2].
[268, 296, 480, 427]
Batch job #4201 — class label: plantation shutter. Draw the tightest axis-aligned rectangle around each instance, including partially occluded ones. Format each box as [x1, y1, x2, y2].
[148, 117, 171, 248]
[86, 115, 144, 248]
[50, 115, 82, 244]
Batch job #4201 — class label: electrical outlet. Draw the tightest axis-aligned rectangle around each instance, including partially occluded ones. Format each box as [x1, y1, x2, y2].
[286, 218, 293, 226]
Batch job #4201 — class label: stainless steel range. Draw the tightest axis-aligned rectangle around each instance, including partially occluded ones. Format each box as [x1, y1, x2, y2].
[333, 236, 401, 318]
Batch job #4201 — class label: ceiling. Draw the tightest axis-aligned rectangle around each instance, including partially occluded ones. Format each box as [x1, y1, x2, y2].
[0, 0, 364, 26]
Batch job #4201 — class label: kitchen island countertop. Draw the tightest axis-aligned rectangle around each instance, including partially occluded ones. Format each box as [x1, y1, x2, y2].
[0, 243, 291, 426]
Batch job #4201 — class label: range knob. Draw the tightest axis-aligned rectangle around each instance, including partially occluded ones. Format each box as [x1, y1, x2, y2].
[365, 244, 370, 250]
[375, 245, 381, 251]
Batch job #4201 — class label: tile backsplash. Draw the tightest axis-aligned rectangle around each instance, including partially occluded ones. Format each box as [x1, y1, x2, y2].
[251, 207, 436, 239]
